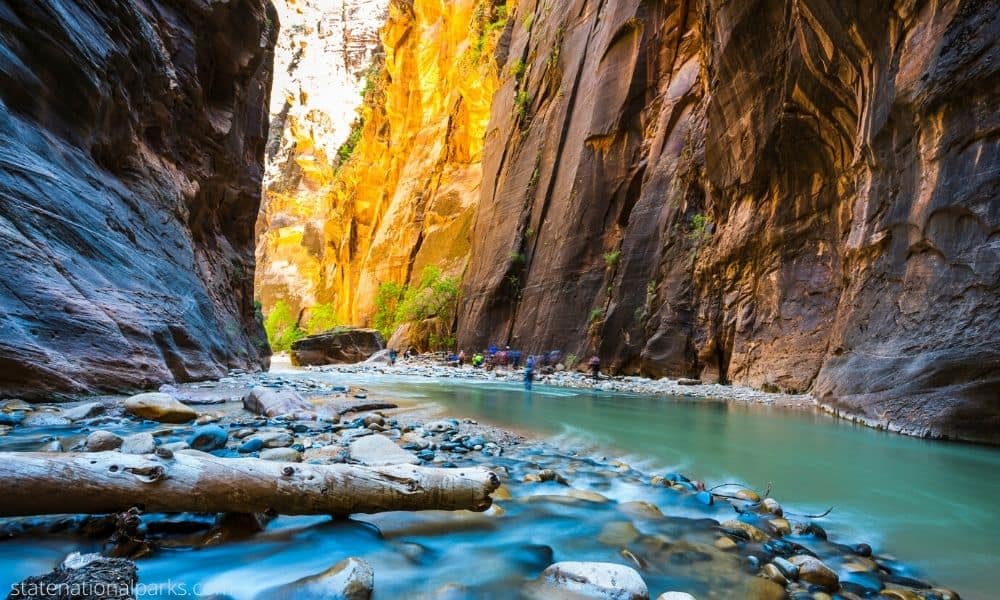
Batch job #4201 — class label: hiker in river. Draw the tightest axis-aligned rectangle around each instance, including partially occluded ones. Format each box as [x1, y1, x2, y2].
[588, 355, 601, 380]
[524, 355, 535, 390]
[472, 352, 484, 368]
[458, 349, 466, 366]
[388, 348, 398, 366]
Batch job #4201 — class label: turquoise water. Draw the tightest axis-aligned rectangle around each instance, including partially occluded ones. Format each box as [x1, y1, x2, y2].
[302, 373, 1000, 598]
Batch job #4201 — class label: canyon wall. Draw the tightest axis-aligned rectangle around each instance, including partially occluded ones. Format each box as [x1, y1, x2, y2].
[255, 0, 388, 320]
[256, 0, 511, 326]
[0, 0, 275, 398]
[457, 0, 998, 443]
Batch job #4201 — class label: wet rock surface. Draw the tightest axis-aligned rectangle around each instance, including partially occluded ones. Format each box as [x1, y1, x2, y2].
[0, 372, 960, 600]
[0, 0, 275, 399]
[291, 329, 386, 367]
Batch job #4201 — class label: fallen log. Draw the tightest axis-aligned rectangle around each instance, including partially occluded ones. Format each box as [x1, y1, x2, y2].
[0, 452, 500, 517]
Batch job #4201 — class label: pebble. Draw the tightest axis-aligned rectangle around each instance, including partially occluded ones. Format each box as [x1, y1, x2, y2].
[120, 432, 157, 454]
[84, 430, 122, 452]
[657, 593, 696, 600]
[238, 438, 265, 453]
[597, 521, 640, 546]
[720, 519, 769, 542]
[254, 556, 373, 600]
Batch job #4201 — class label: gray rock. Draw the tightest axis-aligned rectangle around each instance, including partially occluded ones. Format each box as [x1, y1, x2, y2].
[424, 420, 458, 433]
[260, 447, 302, 462]
[22, 412, 71, 427]
[255, 556, 373, 600]
[8, 552, 136, 599]
[656, 594, 697, 600]
[349, 434, 418, 466]
[250, 431, 295, 448]
[61, 402, 105, 421]
[85, 430, 123, 452]
[120, 432, 157, 455]
[525, 561, 649, 600]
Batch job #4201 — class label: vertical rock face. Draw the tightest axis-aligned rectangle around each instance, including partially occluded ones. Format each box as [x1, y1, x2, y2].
[0, 0, 276, 398]
[255, 0, 389, 320]
[256, 0, 509, 326]
[457, 0, 999, 443]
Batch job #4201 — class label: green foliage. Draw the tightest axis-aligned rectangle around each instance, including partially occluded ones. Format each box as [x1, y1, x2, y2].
[602, 249, 621, 267]
[564, 353, 578, 368]
[588, 307, 604, 323]
[336, 118, 364, 166]
[264, 300, 305, 352]
[373, 267, 461, 349]
[471, 5, 509, 61]
[688, 212, 712, 243]
[373, 281, 406, 339]
[508, 251, 526, 264]
[522, 13, 535, 31]
[514, 90, 531, 123]
[509, 58, 526, 80]
[305, 303, 339, 334]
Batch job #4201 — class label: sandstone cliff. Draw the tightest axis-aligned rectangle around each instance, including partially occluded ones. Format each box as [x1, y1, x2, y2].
[257, 0, 511, 326]
[255, 0, 388, 321]
[457, 0, 998, 443]
[0, 0, 275, 398]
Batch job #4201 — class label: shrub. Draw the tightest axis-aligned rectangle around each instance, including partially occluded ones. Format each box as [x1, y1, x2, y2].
[373, 281, 406, 339]
[373, 267, 461, 348]
[588, 307, 604, 323]
[336, 119, 364, 166]
[264, 300, 305, 352]
[509, 58, 526, 80]
[688, 212, 712, 243]
[602, 249, 621, 267]
[514, 90, 531, 122]
[305, 303, 339, 334]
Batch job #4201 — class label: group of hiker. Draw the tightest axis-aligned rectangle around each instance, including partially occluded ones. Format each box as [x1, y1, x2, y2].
[385, 344, 603, 390]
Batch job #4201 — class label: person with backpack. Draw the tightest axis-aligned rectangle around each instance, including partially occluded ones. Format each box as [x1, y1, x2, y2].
[524, 355, 535, 390]
[588, 355, 601, 380]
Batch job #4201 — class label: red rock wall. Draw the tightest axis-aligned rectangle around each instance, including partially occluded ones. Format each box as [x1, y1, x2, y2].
[0, 0, 276, 397]
[457, 0, 999, 443]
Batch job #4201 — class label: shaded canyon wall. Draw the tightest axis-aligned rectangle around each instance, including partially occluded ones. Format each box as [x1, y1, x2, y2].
[456, 0, 999, 443]
[0, 0, 276, 398]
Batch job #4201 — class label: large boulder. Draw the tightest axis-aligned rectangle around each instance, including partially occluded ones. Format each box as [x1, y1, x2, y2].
[242, 387, 314, 419]
[349, 434, 419, 466]
[291, 328, 385, 366]
[124, 393, 197, 423]
[523, 562, 649, 600]
[8, 552, 136, 599]
[255, 557, 373, 600]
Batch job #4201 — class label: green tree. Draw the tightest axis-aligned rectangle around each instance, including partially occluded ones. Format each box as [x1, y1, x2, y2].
[305, 303, 339, 334]
[264, 300, 305, 352]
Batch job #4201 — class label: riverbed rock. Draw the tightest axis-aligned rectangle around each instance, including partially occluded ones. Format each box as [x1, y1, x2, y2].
[720, 520, 769, 543]
[124, 393, 197, 424]
[788, 555, 838, 589]
[424, 420, 459, 434]
[524, 561, 649, 600]
[349, 434, 418, 466]
[255, 557, 373, 600]
[188, 425, 229, 452]
[85, 430, 123, 452]
[61, 402, 106, 421]
[8, 552, 136, 599]
[120, 432, 157, 455]
[260, 448, 302, 462]
[598, 522, 641, 547]
[656, 593, 696, 600]
[243, 387, 314, 419]
[21, 413, 71, 427]
[290, 328, 385, 366]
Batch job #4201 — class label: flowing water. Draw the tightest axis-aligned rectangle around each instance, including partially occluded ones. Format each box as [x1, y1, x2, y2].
[1, 371, 997, 599]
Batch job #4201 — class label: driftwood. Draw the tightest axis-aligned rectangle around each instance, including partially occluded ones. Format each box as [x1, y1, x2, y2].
[0, 452, 500, 517]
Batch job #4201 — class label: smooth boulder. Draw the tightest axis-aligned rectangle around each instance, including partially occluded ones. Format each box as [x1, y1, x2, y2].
[120, 432, 157, 455]
[290, 328, 385, 366]
[188, 425, 229, 452]
[84, 430, 123, 452]
[349, 434, 419, 466]
[255, 557, 373, 600]
[124, 393, 197, 424]
[242, 387, 314, 419]
[524, 562, 649, 600]
[788, 555, 838, 589]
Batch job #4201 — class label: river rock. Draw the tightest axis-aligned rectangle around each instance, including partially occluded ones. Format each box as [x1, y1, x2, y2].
[40, 439, 63, 452]
[21, 412, 71, 427]
[124, 393, 197, 423]
[8, 552, 137, 600]
[598, 522, 641, 546]
[85, 430, 123, 452]
[255, 556, 373, 600]
[251, 431, 295, 448]
[349, 434, 418, 466]
[120, 432, 157, 455]
[188, 425, 229, 452]
[424, 420, 458, 433]
[788, 555, 838, 588]
[239, 438, 265, 453]
[740, 577, 786, 600]
[260, 448, 302, 462]
[620, 501, 663, 519]
[524, 561, 649, 600]
[656, 594, 696, 600]
[720, 520, 769, 542]
[61, 402, 105, 421]
[242, 387, 314, 419]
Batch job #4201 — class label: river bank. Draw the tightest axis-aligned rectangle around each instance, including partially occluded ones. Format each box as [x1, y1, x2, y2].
[0, 370, 968, 599]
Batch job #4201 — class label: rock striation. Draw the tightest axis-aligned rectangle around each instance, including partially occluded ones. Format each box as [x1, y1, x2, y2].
[0, 0, 276, 398]
[455, 0, 999, 443]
